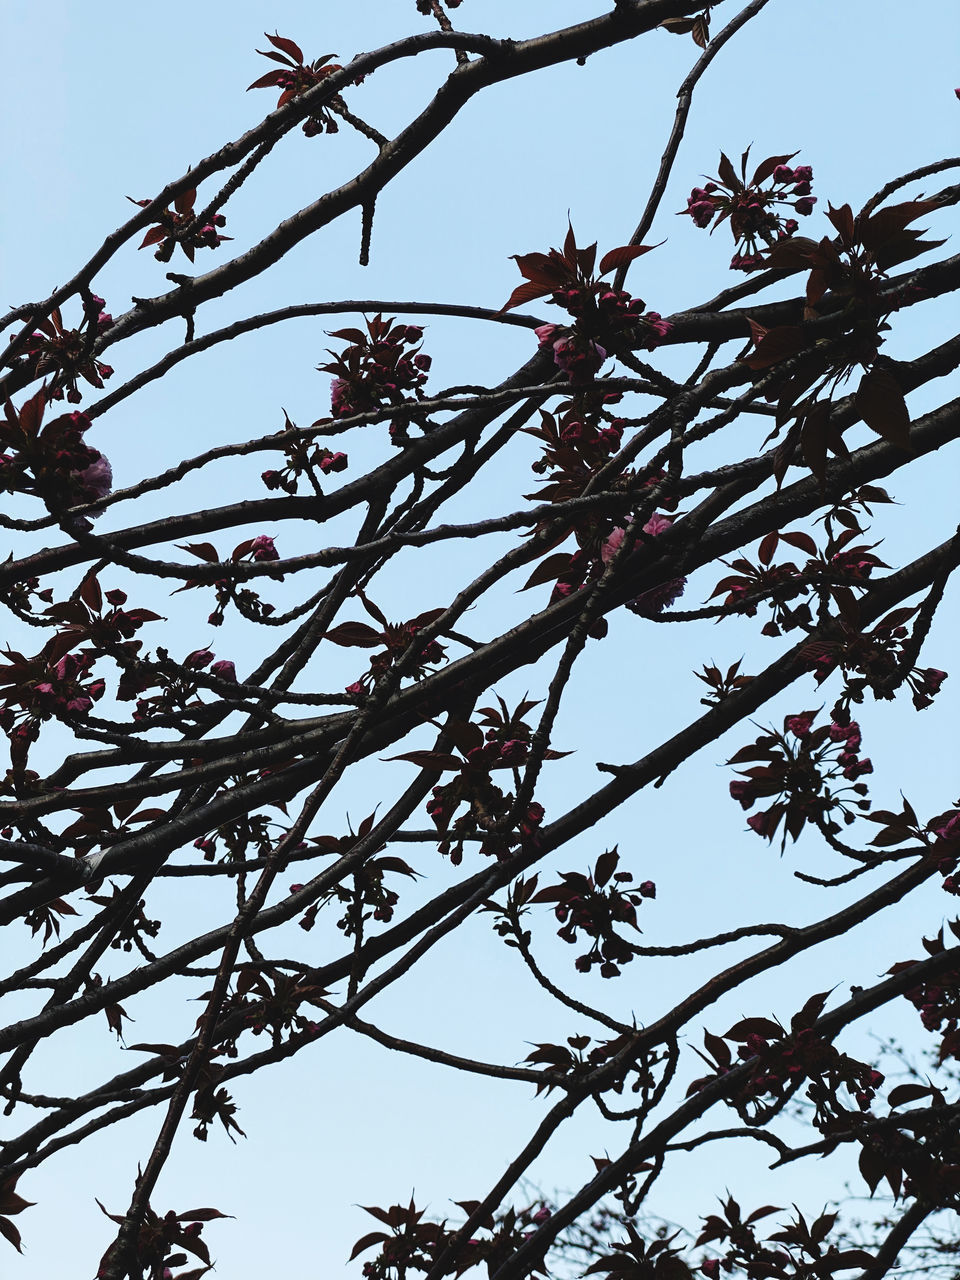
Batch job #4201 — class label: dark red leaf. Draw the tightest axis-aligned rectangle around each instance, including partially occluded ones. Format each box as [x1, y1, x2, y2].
[498, 281, 553, 314]
[751, 152, 798, 186]
[385, 750, 463, 771]
[593, 847, 619, 888]
[139, 226, 168, 249]
[856, 366, 911, 449]
[521, 552, 576, 591]
[323, 621, 382, 647]
[598, 244, 657, 275]
[178, 542, 220, 563]
[716, 152, 740, 190]
[265, 32, 305, 63]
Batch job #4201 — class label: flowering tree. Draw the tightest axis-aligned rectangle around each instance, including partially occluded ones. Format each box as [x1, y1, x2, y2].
[1, 2, 959, 1278]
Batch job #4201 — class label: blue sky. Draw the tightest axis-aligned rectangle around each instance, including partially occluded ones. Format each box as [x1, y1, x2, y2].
[1, 1, 958, 1275]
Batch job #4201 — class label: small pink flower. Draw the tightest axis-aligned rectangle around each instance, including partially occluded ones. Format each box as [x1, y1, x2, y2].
[642, 512, 673, 537]
[210, 659, 237, 682]
[794, 196, 816, 216]
[784, 710, 816, 738]
[319, 451, 348, 474]
[551, 336, 607, 382]
[250, 534, 278, 562]
[641, 312, 672, 347]
[688, 200, 716, 228]
[729, 779, 753, 807]
[534, 323, 561, 349]
[601, 524, 627, 565]
[628, 577, 686, 615]
[747, 810, 774, 837]
[843, 757, 873, 780]
[75, 451, 113, 502]
[330, 378, 354, 416]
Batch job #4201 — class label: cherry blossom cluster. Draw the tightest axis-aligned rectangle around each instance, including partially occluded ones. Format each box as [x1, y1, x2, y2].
[396, 700, 555, 864]
[128, 190, 229, 264]
[601, 513, 687, 615]
[247, 34, 351, 136]
[260, 411, 348, 493]
[1, 393, 112, 512]
[683, 149, 815, 270]
[95, 1201, 228, 1280]
[319, 314, 431, 433]
[890, 923, 960, 1065]
[527, 846, 655, 978]
[176, 535, 282, 628]
[689, 992, 884, 1126]
[126, 646, 237, 725]
[322, 594, 447, 696]
[728, 710, 873, 849]
[7, 297, 113, 404]
[500, 225, 671, 383]
[0, 578, 163, 774]
[354, 1197, 552, 1280]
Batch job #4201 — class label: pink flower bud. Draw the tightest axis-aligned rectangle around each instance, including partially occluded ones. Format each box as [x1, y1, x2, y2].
[250, 534, 278, 561]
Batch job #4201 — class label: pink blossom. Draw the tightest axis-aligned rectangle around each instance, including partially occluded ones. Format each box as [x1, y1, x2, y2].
[601, 524, 627, 565]
[642, 512, 673, 537]
[211, 659, 237, 682]
[319, 451, 348, 474]
[330, 378, 354, 416]
[75, 451, 113, 502]
[747, 810, 775, 838]
[250, 534, 278, 562]
[550, 336, 606, 382]
[843, 757, 873, 780]
[794, 196, 816, 216]
[627, 577, 686, 615]
[784, 710, 816, 738]
[934, 812, 960, 845]
[641, 312, 673, 347]
[534, 323, 561, 349]
[689, 200, 715, 228]
[729, 779, 753, 808]
[54, 653, 81, 681]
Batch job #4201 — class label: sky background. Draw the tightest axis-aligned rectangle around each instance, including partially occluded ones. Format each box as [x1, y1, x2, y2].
[1, 1, 959, 1276]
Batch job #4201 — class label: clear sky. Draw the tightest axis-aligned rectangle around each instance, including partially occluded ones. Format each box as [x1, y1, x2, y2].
[1, 1, 958, 1276]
